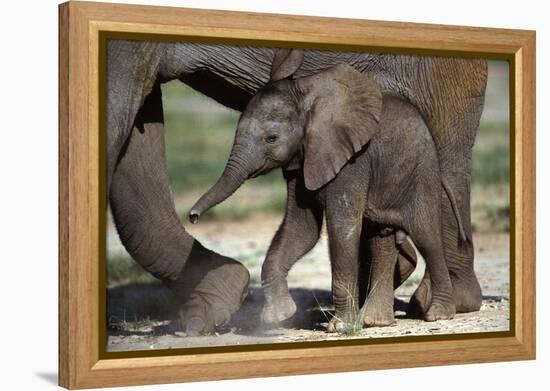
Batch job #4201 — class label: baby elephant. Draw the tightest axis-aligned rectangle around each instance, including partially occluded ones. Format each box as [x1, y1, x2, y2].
[189, 49, 463, 331]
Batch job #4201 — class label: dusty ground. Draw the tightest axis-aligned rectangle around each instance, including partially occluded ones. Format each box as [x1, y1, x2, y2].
[107, 214, 510, 352]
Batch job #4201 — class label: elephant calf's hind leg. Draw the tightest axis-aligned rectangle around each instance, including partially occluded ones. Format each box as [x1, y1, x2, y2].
[362, 230, 399, 327]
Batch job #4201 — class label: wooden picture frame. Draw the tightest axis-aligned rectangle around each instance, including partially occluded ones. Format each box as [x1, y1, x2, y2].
[58, 1, 536, 388]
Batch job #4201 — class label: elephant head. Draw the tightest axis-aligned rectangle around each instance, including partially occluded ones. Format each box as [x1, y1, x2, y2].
[188, 49, 383, 223]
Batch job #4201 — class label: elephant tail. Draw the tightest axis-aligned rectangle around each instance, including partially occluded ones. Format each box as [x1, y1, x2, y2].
[441, 178, 467, 243]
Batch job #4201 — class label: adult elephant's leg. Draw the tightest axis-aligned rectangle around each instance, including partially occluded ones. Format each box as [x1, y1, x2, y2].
[261, 171, 323, 325]
[109, 82, 249, 335]
[406, 58, 485, 314]
[439, 161, 482, 313]
[407, 145, 481, 314]
[408, 165, 481, 314]
[105, 40, 166, 192]
[435, 85, 484, 313]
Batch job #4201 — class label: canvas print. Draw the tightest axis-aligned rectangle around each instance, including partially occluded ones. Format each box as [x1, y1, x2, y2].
[105, 41, 509, 352]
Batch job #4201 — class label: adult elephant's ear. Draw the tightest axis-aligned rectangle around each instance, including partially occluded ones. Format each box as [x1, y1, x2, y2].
[297, 64, 383, 191]
[270, 48, 304, 82]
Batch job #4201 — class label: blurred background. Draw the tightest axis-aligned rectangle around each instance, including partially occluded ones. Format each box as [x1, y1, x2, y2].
[106, 59, 510, 338]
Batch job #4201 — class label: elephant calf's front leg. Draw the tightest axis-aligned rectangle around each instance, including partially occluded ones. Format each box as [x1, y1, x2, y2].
[261, 172, 323, 325]
[325, 205, 364, 333]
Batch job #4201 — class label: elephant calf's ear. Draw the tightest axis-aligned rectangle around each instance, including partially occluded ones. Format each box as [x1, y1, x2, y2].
[299, 65, 383, 191]
[270, 48, 304, 82]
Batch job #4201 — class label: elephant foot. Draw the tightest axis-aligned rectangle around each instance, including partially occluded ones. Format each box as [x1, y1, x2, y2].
[184, 317, 207, 336]
[424, 301, 456, 321]
[165, 242, 250, 335]
[451, 270, 482, 313]
[363, 301, 395, 327]
[407, 276, 432, 318]
[261, 293, 297, 325]
[177, 298, 232, 336]
[327, 310, 366, 334]
[326, 317, 347, 333]
[408, 269, 482, 316]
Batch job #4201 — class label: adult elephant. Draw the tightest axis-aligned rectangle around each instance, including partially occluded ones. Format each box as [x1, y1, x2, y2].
[107, 41, 486, 334]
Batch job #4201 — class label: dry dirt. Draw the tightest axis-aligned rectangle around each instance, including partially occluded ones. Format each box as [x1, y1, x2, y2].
[107, 215, 510, 352]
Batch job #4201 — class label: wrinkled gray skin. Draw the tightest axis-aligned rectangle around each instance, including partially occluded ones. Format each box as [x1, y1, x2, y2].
[107, 41, 486, 335]
[189, 56, 466, 329]
[108, 79, 249, 336]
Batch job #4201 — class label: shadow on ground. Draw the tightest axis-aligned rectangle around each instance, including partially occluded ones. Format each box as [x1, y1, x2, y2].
[107, 282, 508, 339]
[107, 282, 336, 336]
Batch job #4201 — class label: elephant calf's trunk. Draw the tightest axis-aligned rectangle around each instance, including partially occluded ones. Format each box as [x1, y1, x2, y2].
[188, 162, 248, 224]
[188, 210, 201, 224]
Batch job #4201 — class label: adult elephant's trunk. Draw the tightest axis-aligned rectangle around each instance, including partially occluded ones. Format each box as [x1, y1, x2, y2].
[188, 144, 256, 224]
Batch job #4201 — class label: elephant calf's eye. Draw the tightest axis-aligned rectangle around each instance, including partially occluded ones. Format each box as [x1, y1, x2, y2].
[265, 135, 279, 144]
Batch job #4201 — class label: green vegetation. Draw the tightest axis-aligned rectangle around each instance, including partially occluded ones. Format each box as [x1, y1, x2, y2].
[472, 122, 510, 186]
[337, 299, 368, 336]
[471, 120, 510, 232]
[312, 286, 366, 336]
[162, 82, 282, 193]
[107, 254, 157, 288]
